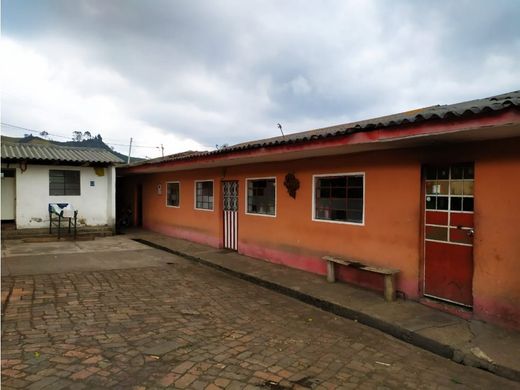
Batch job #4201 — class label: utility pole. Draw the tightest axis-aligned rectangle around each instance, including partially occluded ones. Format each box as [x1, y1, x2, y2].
[161, 144, 164, 157]
[127, 137, 133, 164]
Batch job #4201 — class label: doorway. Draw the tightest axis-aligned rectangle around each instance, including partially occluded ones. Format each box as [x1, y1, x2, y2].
[423, 163, 475, 307]
[222, 181, 238, 250]
[136, 184, 143, 227]
[1, 169, 16, 222]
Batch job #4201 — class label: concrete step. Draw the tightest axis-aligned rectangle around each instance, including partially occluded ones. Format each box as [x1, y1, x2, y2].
[1, 226, 113, 240]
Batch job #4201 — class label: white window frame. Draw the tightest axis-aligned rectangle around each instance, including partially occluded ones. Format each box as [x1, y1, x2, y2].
[311, 172, 365, 226]
[194, 179, 214, 211]
[165, 181, 181, 208]
[245, 177, 277, 218]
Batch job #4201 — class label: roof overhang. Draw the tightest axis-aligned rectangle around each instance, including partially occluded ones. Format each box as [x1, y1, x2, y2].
[119, 108, 520, 175]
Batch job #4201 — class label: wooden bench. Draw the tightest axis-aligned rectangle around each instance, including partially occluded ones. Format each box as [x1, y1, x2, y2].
[322, 256, 400, 302]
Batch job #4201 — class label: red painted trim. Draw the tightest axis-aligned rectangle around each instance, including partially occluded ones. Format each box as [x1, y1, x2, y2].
[144, 222, 220, 248]
[419, 298, 473, 321]
[239, 242, 419, 299]
[473, 297, 520, 331]
[121, 109, 520, 175]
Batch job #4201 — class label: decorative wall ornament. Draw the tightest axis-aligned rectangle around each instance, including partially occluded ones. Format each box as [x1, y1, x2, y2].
[284, 173, 300, 199]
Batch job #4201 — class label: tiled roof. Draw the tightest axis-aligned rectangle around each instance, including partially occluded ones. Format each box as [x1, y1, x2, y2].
[1, 142, 124, 164]
[128, 90, 520, 167]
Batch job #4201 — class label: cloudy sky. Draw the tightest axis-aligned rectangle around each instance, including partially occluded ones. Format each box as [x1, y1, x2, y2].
[2, 1, 520, 158]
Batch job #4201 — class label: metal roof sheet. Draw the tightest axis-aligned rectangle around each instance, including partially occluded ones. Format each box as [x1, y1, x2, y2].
[127, 90, 520, 168]
[1, 142, 124, 164]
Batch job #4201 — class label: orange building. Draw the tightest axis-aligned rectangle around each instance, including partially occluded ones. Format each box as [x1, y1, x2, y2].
[118, 91, 520, 330]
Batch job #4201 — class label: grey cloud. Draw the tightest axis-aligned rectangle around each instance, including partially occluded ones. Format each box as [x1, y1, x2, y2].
[2, 0, 520, 149]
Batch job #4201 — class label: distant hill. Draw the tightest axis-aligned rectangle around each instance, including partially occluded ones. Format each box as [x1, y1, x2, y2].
[1, 135, 143, 164]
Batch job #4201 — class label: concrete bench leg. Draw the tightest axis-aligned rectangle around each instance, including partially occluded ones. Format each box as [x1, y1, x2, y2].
[384, 274, 396, 302]
[326, 261, 336, 283]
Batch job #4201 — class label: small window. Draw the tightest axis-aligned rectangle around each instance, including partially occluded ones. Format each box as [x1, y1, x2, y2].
[247, 178, 276, 216]
[49, 170, 81, 196]
[166, 182, 180, 207]
[314, 174, 364, 224]
[195, 181, 213, 210]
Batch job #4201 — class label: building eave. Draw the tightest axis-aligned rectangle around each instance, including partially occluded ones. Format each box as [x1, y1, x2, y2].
[118, 108, 520, 175]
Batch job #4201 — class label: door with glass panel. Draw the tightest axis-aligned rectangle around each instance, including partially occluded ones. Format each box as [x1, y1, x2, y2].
[222, 181, 238, 250]
[423, 163, 474, 307]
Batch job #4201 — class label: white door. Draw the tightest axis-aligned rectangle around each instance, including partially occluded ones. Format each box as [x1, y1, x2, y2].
[1, 175, 16, 220]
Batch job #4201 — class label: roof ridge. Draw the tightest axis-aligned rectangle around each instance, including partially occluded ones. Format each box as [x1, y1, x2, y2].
[230, 90, 520, 149]
[0, 139, 110, 152]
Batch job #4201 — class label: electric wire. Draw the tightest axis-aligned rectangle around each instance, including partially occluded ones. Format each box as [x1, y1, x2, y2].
[0, 122, 160, 149]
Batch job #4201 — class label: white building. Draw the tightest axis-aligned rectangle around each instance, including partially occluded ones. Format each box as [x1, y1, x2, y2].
[1, 142, 122, 230]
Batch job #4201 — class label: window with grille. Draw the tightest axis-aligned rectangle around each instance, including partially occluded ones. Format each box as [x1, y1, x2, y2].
[49, 170, 81, 196]
[166, 182, 180, 207]
[313, 174, 364, 224]
[247, 178, 276, 216]
[195, 180, 213, 210]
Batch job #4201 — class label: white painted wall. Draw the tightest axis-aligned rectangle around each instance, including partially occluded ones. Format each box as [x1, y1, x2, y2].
[12, 164, 116, 229]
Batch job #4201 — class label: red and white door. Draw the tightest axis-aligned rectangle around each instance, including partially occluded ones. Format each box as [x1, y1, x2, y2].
[222, 181, 238, 250]
[423, 164, 475, 307]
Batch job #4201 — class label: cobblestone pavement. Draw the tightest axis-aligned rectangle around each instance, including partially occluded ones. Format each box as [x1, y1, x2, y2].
[2, 255, 519, 389]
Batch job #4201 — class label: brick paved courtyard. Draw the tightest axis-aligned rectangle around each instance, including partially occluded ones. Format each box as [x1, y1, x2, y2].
[2, 246, 519, 389]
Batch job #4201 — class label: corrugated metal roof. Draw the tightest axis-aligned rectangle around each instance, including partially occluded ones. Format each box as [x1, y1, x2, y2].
[1, 142, 124, 164]
[128, 90, 520, 167]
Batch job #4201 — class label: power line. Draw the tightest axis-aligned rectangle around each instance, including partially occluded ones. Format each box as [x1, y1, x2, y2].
[0, 122, 161, 149]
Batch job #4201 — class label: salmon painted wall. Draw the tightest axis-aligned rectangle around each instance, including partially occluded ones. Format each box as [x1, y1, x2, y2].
[140, 168, 223, 247]
[472, 140, 520, 330]
[119, 137, 520, 329]
[230, 150, 422, 299]
[418, 138, 520, 329]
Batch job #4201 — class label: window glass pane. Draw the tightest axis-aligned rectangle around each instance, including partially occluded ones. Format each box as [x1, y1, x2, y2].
[331, 209, 346, 220]
[331, 177, 346, 187]
[317, 198, 329, 208]
[49, 170, 80, 196]
[319, 188, 330, 198]
[331, 187, 346, 198]
[347, 176, 363, 187]
[451, 166, 463, 180]
[425, 181, 435, 194]
[347, 187, 363, 198]
[196, 181, 213, 209]
[450, 181, 463, 195]
[247, 179, 275, 215]
[348, 210, 363, 223]
[331, 199, 345, 210]
[463, 166, 474, 180]
[167, 183, 179, 206]
[437, 196, 449, 210]
[450, 197, 462, 211]
[438, 167, 449, 179]
[463, 197, 474, 212]
[314, 175, 364, 223]
[425, 167, 437, 180]
[436, 181, 449, 195]
[426, 196, 436, 210]
[463, 181, 474, 196]
[347, 198, 363, 211]
[426, 226, 448, 241]
[319, 178, 331, 187]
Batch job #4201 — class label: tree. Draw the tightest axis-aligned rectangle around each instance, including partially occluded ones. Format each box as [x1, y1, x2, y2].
[72, 131, 83, 142]
[83, 131, 92, 139]
[39, 131, 49, 139]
